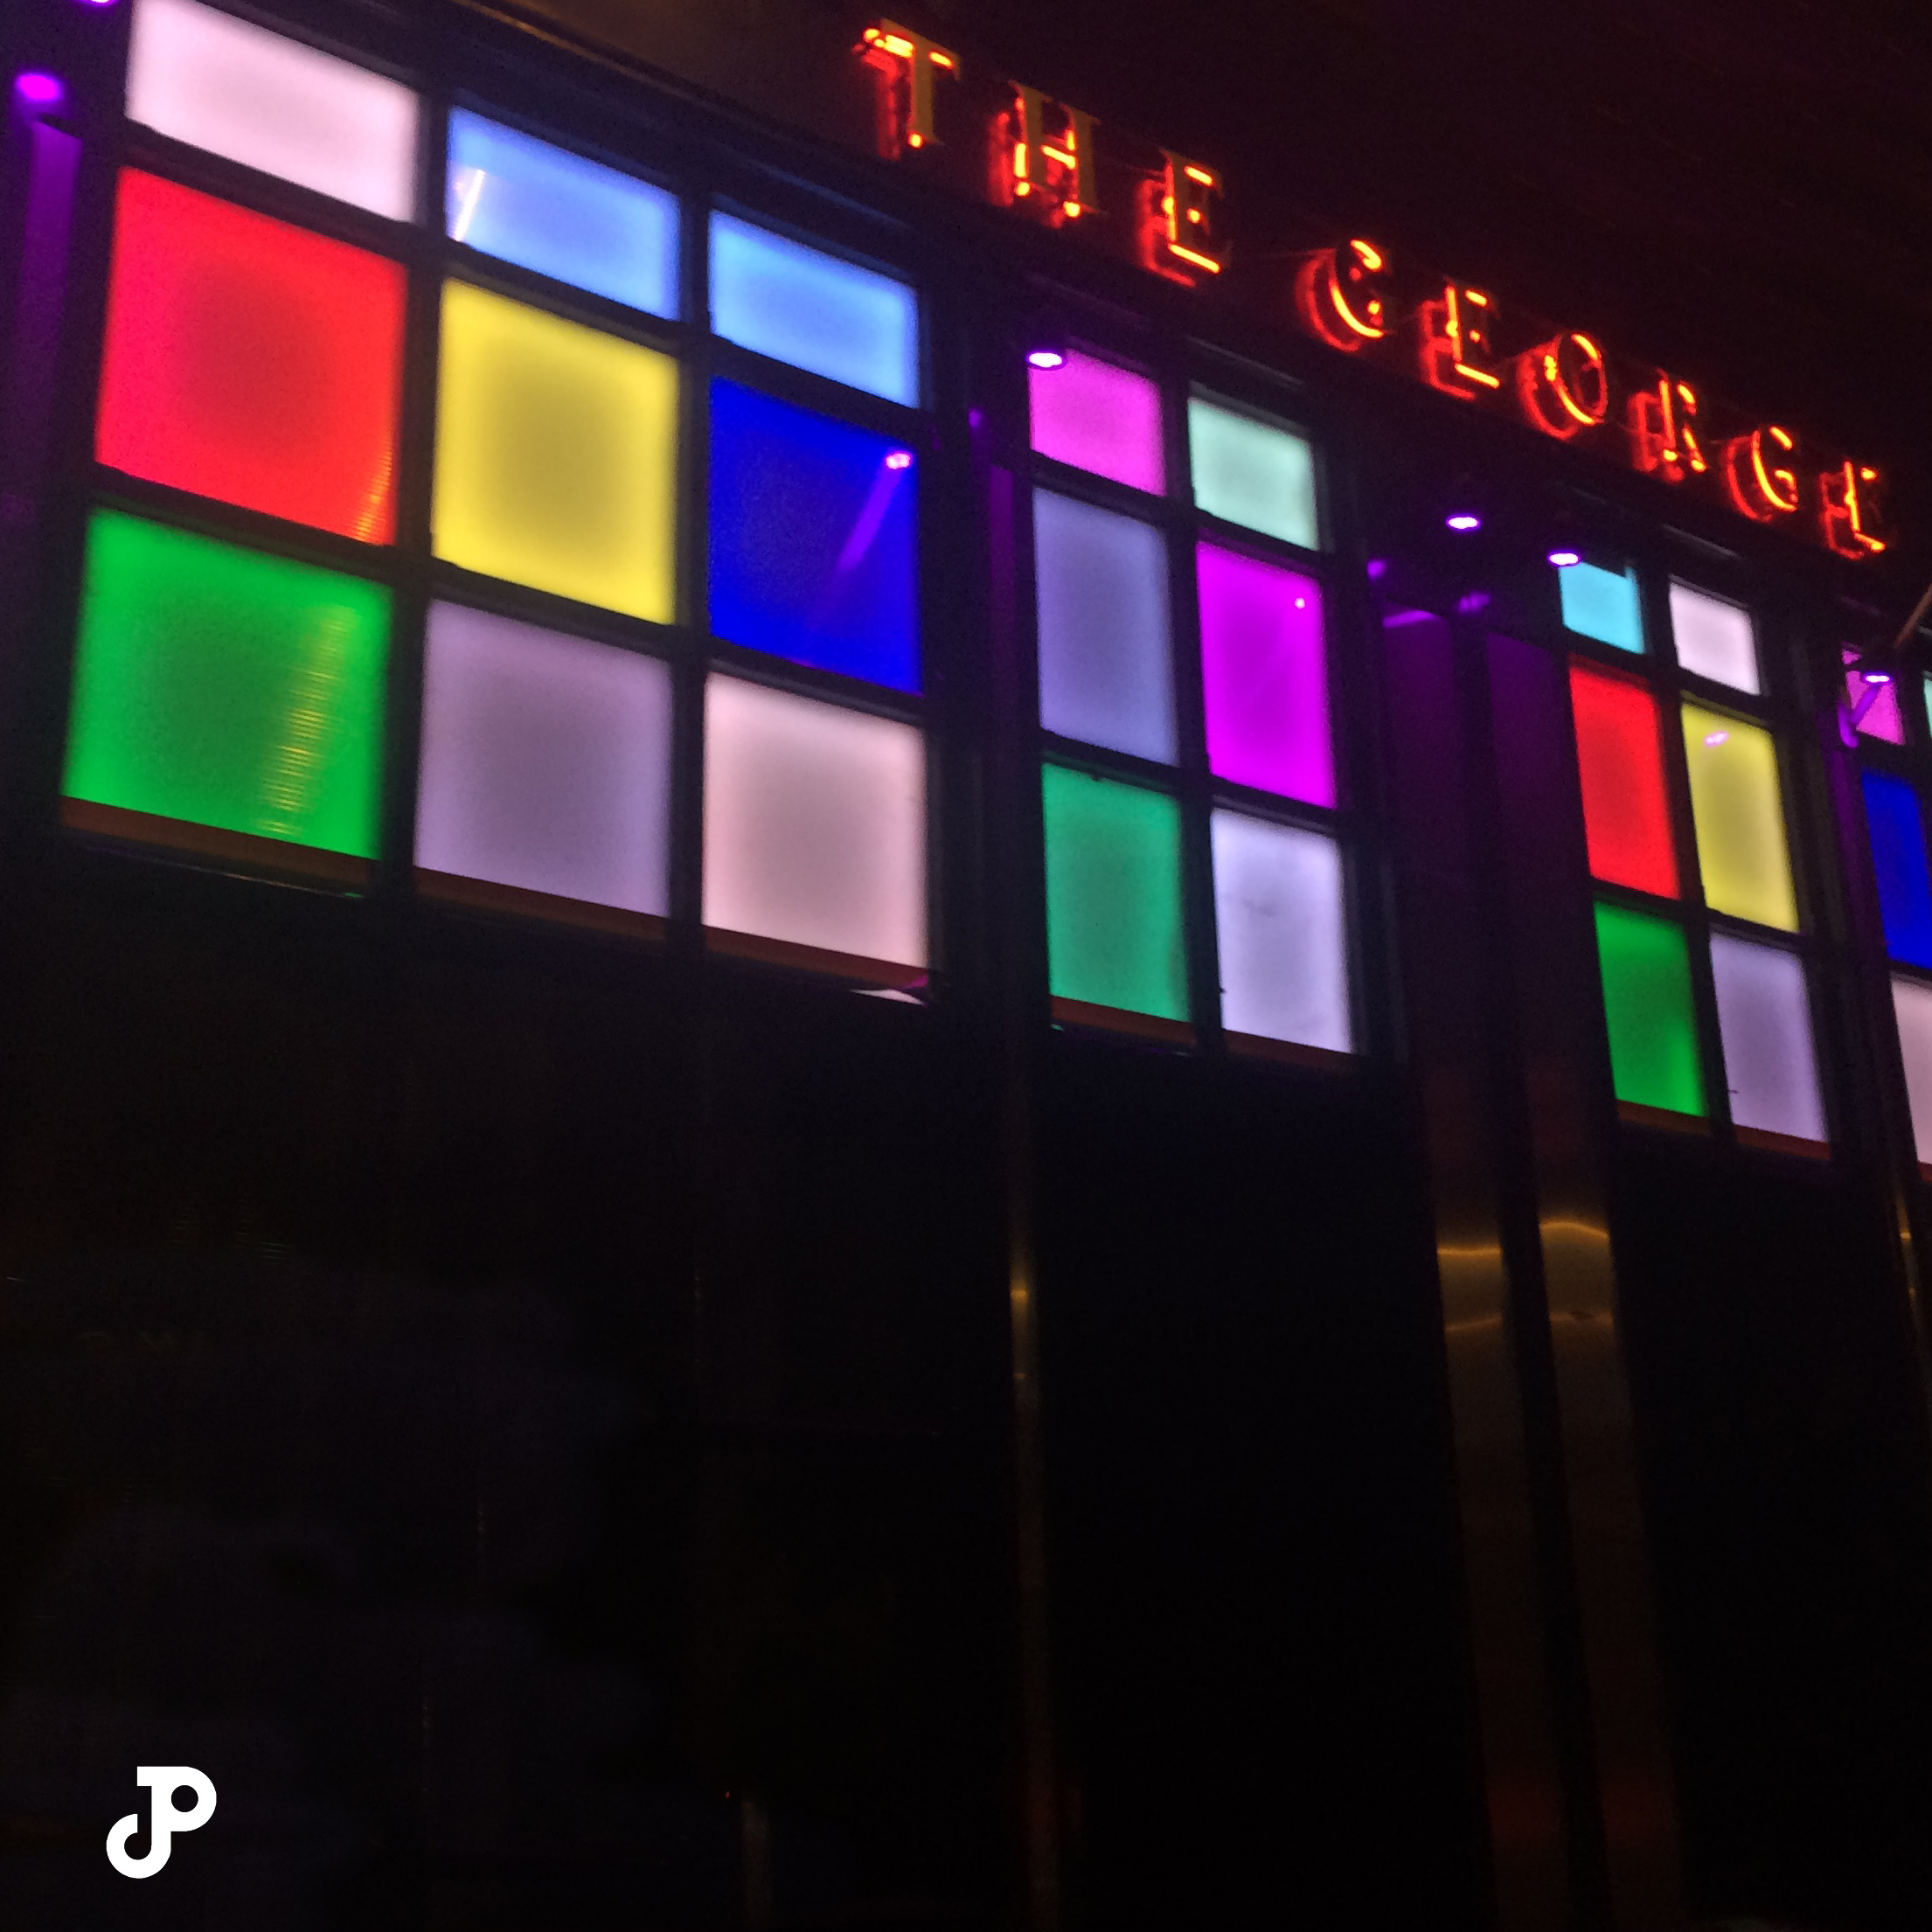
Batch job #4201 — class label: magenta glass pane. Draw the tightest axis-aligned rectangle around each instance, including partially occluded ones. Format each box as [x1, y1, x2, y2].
[1197, 543, 1333, 805]
[1027, 350, 1164, 495]
[1845, 648, 1904, 743]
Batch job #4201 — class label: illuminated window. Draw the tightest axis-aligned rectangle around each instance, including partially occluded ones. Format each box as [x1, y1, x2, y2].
[1709, 935, 1825, 1143]
[416, 605, 672, 921]
[1033, 493, 1173, 761]
[709, 380, 920, 692]
[710, 214, 918, 406]
[126, 0, 417, 219]
[1679, 707, 1796, 931]
[447, 112, 679, 318]
[1042, 766, 1187, 1025]
[64, 511, 388, 863]
[1210, 812, 1350, 1052]
[1568, 663, 1678, 898]
[1861, 770, 1932, 969]
[1560, 559, 1644, 653]
[1028, 350, 1164, 495]
[97, 170, 406, 542]
[703, 677, 927, 982]
[1893, 976, 1932, 1164]
[1595, 900, 1705, 1117]
[1845, 649, 1904, 744]
[1188, 399, 1317, 550]
[1669, 582, 1758, 694]
[434, 281, 678, 622]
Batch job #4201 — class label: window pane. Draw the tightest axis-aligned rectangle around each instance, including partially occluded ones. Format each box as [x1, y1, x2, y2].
[1211, 812, 1349, 1051]
[703, 678, 926, 975]
[1034, 493, 1173, 761]
[710, 214, 917, 405]
[1188, 399, 1317, 548]
[1710, 935, 1825, 1143]
[447, 112, 678, 319]
[1669, 582, 1759, 693]
[126, 0, 416, 219]
[1042, 767, 1186, 1020]
[1028, 351, 1164, 495]
[434, 282, 677, 623]
[1680, 705, 1797, 929]
[64, 511, 387, 857]
[1559, 560, 1644, 651]
[709, 380, 920, 692]
[1568, 663, 1678, 897]
[1198, 544, 1332, 805]
[1894, 976, 1932, 1163]
[1595, 900, 1705, 1115]
[97, 170, 405, 543]
[416, 605, 671, 916]
[1860, 769, 1932, 968]
[1845, 649, 1904, 743]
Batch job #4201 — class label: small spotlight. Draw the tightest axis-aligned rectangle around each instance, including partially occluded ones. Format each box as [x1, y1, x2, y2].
[1445, 512, 1481, 532]
[13, 70, 64, 111]
[1026, 346, 1066, 371]
[1704, 730, 1730, 747]
[1859, 665, 1894, 686]
[1548, 547, 1581, 567]
[884, 449, 913, 470]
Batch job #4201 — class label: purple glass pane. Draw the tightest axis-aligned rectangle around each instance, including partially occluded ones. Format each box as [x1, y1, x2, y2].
[1027, 350, 1164, 495]
[1709, 934, 1825, 1143]
[1197, 542, 1333, 805]
[1845, 647, 1904, 743]
[416, 602, 672, 914]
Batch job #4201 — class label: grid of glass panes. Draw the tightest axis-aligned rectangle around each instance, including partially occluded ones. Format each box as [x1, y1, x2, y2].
[1556, 557, 1826, 1146]
[1025, 347, 1351, 1057]
[74, 0, 931, 985]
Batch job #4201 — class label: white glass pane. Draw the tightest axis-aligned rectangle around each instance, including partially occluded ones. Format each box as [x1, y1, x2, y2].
[1210, 811, 1351, 1052]
[704, 677, 927, 970]
[1709, 935, 1824, 1143]
[1894, 976, 1932, 1163]
[415, 605, 671, 916]
[128, 0, 418, 219]
[1669, 582, 1760, 694]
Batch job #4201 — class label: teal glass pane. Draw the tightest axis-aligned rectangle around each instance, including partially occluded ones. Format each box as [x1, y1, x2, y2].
[1594, 900, 1705, 1115]
[1042, 765, 1186, 1020]
[1187, 398, 1317, 548]
[1560, 560, 1644, 652]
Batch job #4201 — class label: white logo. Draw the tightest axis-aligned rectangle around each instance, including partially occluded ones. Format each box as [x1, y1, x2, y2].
[106, 1766, 217, 1878]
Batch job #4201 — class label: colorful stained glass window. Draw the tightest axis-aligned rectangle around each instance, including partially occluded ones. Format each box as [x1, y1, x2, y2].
[1188, 400, 1317, 550]
[710, 214, 917, 405]
[64, 511, 388, 858]
[1560, 560, 1644, 652]
[1033, 492, 1173, 761]
[1680, 705, 1796, 930]
[1197, 545, 1331, 804]
[433, 281, 678, 622]
[1669, 582, 1758, 694]
[703, 677, 927, 976]
[96, 170, 406, 543]
[447, 112, 679, 318]
[1709, 935, 1824, 1143]
[1210, 811, 1349, 1051]
[416, 605, 672, 917]
[1028, 351, 1164, 495]
[126, 0, 417, 219]
[1860, 769, 1932, 968]
[1569, 663, 1678, 897]
[708, 380, 920, 691]
[1042, 766, 1186, 1021]
[1845, 650, 1905, 743]
[1595, 901, 1705, 1115]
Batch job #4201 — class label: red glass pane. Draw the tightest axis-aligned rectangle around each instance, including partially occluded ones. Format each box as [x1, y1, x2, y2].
[1568, 660, 1678, 897]
[95, 170, 406, 542]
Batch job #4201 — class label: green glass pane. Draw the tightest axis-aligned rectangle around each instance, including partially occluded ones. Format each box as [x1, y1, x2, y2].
[1042, 765, 1187, 1019]
[1559, 560, 1644, 652]
[65, 511, 389, 857]
[1595, 900, 1705, 1115]
[1187, 398, 1317, 548]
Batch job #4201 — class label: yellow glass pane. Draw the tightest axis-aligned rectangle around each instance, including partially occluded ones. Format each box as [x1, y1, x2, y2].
[1680, 703, 1796, 930]
[433, 281, 676, 622]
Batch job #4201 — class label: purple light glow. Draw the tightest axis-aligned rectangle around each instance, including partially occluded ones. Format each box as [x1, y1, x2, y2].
[1366, 558, 1387, 580]
[1845, 646, 1905, 741]
[1198, 542, 1333, 806]
[1548, 547, 1581, 567]
[1026, 347, 1066, 370]
[1028, 350, 1164, 494]
[1445, 512, 1480, 532]
[14, 72, 64, 110]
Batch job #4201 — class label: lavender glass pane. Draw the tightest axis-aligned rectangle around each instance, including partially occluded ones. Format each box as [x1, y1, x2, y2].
[1028, 351, 1164, 494]
[1034, 491, 1175, 762]
[1709, 934, 1825, 1143]
[415, 604, 671, 914]
[1198, 543, 1333, 805]
[1894, 976, 1932, 1162]
[1211, 811, 1351, 1050]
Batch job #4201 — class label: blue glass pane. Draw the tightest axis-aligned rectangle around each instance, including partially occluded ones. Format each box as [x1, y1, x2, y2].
[1863, 769, 1932, 968]
[447, 111, 678, 318]
[1560, 560, 1644, 651]
[710, 213, 918, 405]
[708, 379, 919, 691]
[1033, 492, 1175, 763]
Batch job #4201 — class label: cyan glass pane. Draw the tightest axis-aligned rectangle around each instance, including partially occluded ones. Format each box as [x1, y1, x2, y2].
[1188, 399, 1317, 548]
[447, 111, 678, 318]
[1560, 560, 1644, 652]
[1862, 769, 1932, 969]
[708, 379, 919, 691]
[710, 213, 917, 405]
[1034, 491, 1174, 762]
